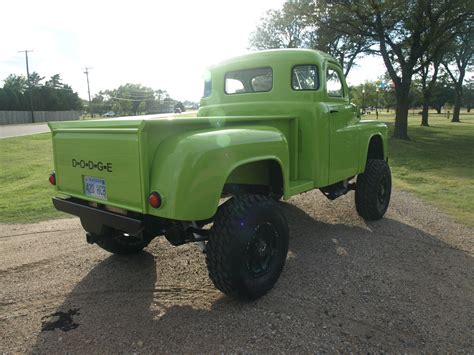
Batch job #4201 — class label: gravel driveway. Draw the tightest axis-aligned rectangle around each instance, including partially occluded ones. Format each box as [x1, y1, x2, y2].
[1, 189, 473, 353]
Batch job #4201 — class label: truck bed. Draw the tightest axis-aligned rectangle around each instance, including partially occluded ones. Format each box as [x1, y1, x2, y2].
[49, 114, 300, 215]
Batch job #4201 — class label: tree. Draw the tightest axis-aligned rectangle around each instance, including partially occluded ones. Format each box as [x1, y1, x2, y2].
[418, 53, 442, 126]
[45, 74, 64, 88]
[96, 84, 181, 116]
[324, 0, 472, 139]
[1, 72, 82, 111]
[442, 28, 474, 122]
[175, 101, 185, 112]
[28, 72, 44, 87]
[315, 3, 374, 77]
[0, 87, 25, 110]
[465, 77, 474, 112]
[91, 93, 113, 115]
[249, 1, 314, 49]
[59, 84, 83, 111]
[428, 76, 455, 114]
[3, 74, 28, 93]
[249, 0, 372, 77]
[350, 82, 380, 110]
[103, 83, 155, 115]
[92, 85, 189, 116]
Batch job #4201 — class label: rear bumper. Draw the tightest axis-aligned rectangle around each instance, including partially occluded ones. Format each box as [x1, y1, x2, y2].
[52, 197, 143, 234]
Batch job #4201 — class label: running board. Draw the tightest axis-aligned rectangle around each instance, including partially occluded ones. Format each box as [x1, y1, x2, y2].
[320, 181, 356, 200]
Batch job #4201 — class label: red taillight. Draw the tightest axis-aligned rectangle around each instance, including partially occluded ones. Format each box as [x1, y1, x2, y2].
[49, 172, 56, 185]
[148, 192, 162, 208]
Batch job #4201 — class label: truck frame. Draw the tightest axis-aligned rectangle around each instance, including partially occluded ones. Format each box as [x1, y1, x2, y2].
[49, 49, 391, 300]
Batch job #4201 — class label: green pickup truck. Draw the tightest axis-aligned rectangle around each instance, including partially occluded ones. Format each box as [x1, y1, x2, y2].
[49, 49, 391, 300]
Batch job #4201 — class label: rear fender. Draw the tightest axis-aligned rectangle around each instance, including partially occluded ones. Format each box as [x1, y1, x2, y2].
[148, 126, 289, 220]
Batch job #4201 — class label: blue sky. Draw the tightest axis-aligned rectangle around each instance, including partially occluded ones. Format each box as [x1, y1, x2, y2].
[0, 0, 387, 102]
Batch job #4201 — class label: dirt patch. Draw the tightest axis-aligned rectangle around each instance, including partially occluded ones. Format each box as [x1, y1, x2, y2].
[0, 189, 472, 353]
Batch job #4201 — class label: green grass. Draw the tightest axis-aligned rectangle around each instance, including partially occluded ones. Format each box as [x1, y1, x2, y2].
[0, 133, 65, 223]
[367, 110, 474, 226]
[0, 111, 472, 225]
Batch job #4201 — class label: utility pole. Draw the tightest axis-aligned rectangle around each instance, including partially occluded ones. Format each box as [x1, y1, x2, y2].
[18, 50, 34, 123]
[362, 86, 366, 114]
[376, 86, 380, 120]
[84, 67, 93, 118]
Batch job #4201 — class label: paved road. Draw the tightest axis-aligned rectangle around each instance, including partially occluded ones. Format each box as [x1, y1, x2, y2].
[0, 112, 198, 139]
[1, 189, 473, 353]
[0, 123, 50, 139]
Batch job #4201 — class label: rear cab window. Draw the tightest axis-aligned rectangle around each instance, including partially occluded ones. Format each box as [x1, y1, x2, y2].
[225, 67, 272, 95]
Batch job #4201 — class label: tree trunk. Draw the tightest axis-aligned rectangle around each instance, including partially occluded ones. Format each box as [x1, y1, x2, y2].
[452, 93, 461, 122]
[393, 85, 410, 139]
[436, 106, 442, 114]
[421, 101, 429, 126]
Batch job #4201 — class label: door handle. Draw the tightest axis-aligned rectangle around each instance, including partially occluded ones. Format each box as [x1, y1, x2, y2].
[330, 109, 339, 113]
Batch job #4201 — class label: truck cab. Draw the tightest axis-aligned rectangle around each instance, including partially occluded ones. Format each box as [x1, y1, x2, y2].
[199, 49, 387, 191]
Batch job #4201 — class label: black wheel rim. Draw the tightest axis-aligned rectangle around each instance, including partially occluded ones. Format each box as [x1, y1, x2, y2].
[245, 222, 278, 278]
[377, 175, 389, 208]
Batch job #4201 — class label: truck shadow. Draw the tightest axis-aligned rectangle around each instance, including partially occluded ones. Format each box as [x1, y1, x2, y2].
[31, 202, 474, 353]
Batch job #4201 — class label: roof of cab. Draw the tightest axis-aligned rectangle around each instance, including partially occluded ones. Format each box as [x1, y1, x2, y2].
[210, 49, 340, 71]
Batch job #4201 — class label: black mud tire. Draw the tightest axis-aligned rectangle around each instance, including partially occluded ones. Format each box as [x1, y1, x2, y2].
[355, 159, 392, 221]
[269, 192, 283, 201]
[206, 195, 289, 300]
[95, 229, 153, 255]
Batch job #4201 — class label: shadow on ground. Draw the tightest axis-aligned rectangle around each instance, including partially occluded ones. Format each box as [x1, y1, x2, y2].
[32, 202, 474, 353]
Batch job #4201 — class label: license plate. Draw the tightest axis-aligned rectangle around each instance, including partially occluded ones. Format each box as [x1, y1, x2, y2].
[84, 176, 107, 200]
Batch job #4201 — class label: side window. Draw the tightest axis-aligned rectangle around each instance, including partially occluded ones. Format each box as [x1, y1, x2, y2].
[326, 68, 344, 98]
[292, 65, 319, 90]
[202, 71, 212, 98]
[203, 78, 212, 97]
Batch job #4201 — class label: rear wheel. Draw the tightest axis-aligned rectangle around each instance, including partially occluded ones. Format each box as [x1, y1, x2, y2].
[206, 194, 289, 300]
[355, 159, 392, 220]
[94, 228, 154, 255]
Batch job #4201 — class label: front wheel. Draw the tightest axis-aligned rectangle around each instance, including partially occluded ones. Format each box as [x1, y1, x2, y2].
[355, 159, 392, 221]
[206, 195, 289, 300]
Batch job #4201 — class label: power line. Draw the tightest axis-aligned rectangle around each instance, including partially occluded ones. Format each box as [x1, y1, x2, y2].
[108, 96, 157, 102]
[18, 50, 34, 123]
[108, 93, 155, 99]
[84, 67, 93, 117]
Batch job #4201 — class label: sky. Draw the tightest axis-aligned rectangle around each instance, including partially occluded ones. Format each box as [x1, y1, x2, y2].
[0, 0, 387, 102]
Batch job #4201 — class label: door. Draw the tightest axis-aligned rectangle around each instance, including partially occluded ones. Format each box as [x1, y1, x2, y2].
[326, 64, 359, 184]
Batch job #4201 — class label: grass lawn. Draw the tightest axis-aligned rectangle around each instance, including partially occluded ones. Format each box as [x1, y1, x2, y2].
[0, 111, 472, 225]
[0, 133, 64, 223]
[367, 110, 474, 226]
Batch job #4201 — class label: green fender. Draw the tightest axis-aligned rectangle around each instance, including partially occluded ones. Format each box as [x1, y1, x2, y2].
[357, 121, 388, 172]
[147, 125, 289, 220]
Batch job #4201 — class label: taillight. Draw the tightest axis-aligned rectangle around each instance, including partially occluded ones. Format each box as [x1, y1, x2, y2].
[148, 192, 162, 208]
[49, 172, 56, 185]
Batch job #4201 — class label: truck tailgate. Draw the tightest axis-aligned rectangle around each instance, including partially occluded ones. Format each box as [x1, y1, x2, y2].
[51, 127, 144, 212]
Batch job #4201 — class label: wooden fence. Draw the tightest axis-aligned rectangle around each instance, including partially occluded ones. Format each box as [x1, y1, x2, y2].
[0, 111, 80, 125]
